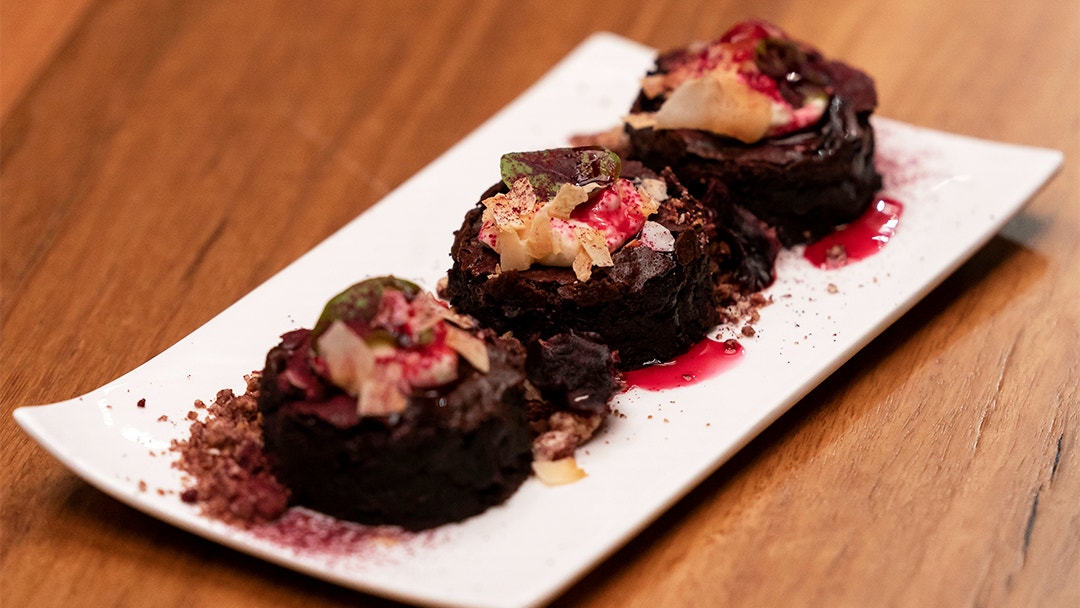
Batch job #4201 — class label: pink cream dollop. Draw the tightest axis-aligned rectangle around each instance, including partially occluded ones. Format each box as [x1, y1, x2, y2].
[568, 178, 651, 250]
[478, 177, 656, 267]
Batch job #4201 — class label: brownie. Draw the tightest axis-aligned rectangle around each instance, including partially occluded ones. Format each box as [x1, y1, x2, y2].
[443, 164, 718, 369]
[625, 21, 883, 245]
[257, 278, 536, 530]
[627, 97, 881, 245]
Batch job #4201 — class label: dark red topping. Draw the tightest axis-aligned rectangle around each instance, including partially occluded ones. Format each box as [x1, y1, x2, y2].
[622, 338, 744, 391]
[803, 198, 903, 268]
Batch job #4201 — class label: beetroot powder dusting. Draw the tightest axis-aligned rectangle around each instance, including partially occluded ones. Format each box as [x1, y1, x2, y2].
[248, 508, 431, 560]
[170, 374, 438, 560]
[872, 124, 941, 193]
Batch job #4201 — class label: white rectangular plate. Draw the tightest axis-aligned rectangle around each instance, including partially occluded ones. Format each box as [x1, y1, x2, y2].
[14, 32, 1063, 608]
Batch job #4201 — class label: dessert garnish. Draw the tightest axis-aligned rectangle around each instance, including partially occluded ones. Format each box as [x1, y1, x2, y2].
[305, 277, 488, 416]
[478, 146, 667, 281]
[524, 332, 619, 483]
[628, 20, 832, 143]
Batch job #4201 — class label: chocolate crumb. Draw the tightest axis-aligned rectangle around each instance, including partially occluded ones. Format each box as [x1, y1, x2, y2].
[827, 283, 839, 294]
[170, 373, 290, 527]
[186, 410, 198, 421]
[741, 325, 756, 337]
[825, 245, 848, 267]
[157, 415, 169, 422]
[532, 411, 603, 462]
[137, 398, 146, 408]
[716, 285, 771, 328]
[138, 480, 147, 492]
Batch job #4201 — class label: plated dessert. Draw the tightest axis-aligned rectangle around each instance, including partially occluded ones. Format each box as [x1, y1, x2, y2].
[621, 20, 882, 245]
[442, 147, 721, 369]
[175, 21, 890, 535]
[177, 277, 619, 530]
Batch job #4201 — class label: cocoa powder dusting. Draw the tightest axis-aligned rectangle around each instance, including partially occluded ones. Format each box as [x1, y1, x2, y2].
[170, 374, 290, 527]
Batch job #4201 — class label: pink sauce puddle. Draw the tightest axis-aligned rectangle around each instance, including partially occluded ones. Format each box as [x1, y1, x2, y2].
[803, 198, 904, 269]
[623, 338, 744, 391]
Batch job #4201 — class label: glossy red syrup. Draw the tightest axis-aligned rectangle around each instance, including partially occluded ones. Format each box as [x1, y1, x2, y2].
[803, 198, 904, 269]
[623, 338, 744, 391]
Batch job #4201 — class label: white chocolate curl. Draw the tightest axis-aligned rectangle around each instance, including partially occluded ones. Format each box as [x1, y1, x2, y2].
[654, 70, 773, 143]
[479, 177, 661, 281]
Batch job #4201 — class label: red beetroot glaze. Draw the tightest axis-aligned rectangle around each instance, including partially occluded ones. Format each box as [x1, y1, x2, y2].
[803, 198, 904, 268]
[623, 338, 744, 391]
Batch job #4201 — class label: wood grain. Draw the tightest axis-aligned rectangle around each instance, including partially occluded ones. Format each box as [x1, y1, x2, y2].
[2, 1, 1077, 606]
[0, 0, 96, 122]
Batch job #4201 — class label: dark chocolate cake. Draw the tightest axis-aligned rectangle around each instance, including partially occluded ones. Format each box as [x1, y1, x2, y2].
[442, 148, 719, 369]
[257, 277, 535, 530]
[624, 20, 883, 245]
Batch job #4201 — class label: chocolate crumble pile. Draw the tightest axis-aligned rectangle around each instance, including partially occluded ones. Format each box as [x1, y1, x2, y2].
[170, 374, 289, 527]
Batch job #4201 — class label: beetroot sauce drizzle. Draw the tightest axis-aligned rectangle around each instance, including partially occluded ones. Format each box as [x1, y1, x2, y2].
[803, 198, 904, 268]
[622, 338, 744, 391]
[623, 195, 904, 391]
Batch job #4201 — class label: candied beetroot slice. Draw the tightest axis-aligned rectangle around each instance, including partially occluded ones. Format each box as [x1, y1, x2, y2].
[170, 374, 290, 526]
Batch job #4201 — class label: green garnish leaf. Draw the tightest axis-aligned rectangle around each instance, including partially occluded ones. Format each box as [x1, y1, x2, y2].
[500, 146, 621, 200]
[312, 276, 421, 341]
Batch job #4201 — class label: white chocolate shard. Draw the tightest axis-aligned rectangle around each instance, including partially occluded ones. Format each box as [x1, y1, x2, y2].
[654, 70, 773, 143]
[532, 457, 587, 486]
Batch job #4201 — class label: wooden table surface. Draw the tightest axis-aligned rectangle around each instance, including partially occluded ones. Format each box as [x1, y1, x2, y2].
[3, 1, 1077, 606]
